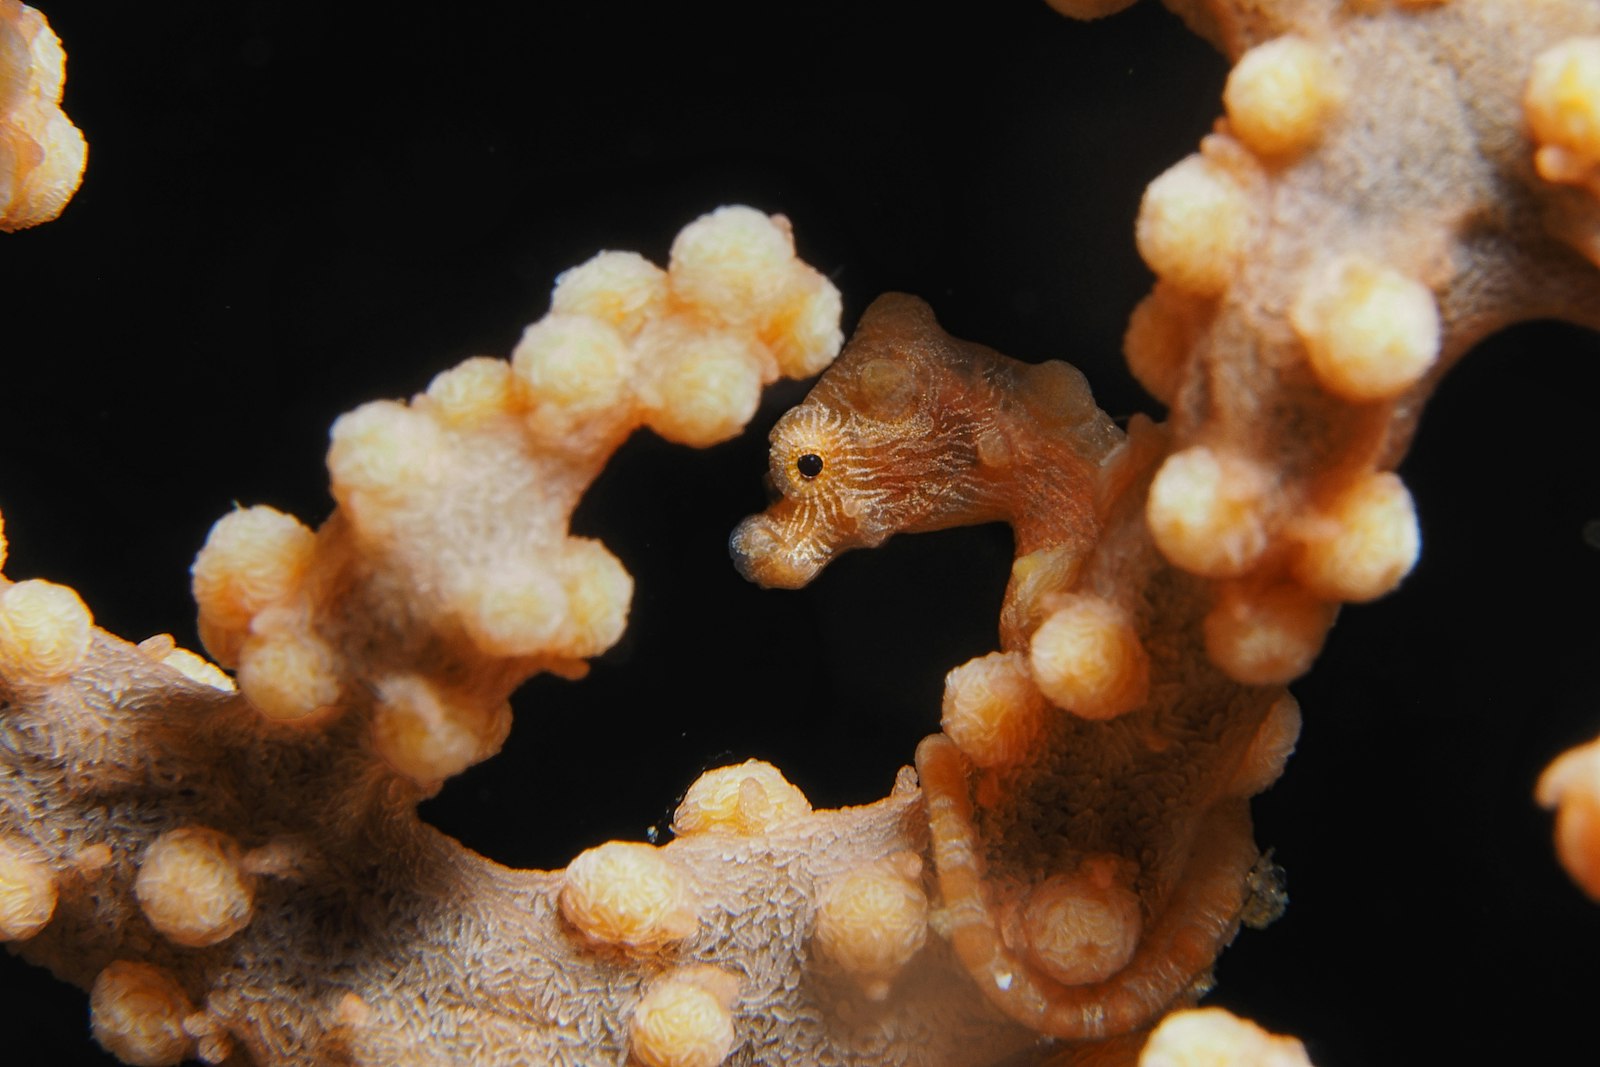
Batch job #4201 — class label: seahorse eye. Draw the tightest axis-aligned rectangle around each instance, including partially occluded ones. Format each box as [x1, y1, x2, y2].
[796, 453, 824, 479]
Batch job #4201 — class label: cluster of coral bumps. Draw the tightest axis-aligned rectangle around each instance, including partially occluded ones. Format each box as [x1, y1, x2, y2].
[5, 1, 1600, 1066]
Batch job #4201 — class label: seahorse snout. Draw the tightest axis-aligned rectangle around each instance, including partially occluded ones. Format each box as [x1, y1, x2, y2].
[729, 513, 828, 589]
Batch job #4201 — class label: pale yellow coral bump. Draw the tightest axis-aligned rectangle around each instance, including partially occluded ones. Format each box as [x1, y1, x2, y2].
[0, 1, 87, 232]
[668, 204, 798, 325]
[672, 759, 811, 836]
[326, 400, 446, 507]
[1135, 154, 1251, 297]
[1290, 255, 1440, 403]
[941, 651, 1047, 768]
[90, 961, 196, 1067]
[0, 837, 57, 941]
[191, 505, 316, 634]
[1140, 1007, 1313, 1067]
[638, 319, 766, 447]
[1008, 855, 1141, 987]
[1029, 596, 1150, 720]
[560, 840, 699, 949]
[1291, 471, 1420, 603]
[1204, 580, 1336, 686]
[511, 312, 635, 426]
[369, 674, 511, 784]
[134, 827, 255, 949]
[1224, 36, 1341, 158]
[0, 576, 92, 681]
[1124, 285, 1204, 406]
[235, 627, 341, 721]
[813, 854, 929, 1000]
[1536, 736, 1600, 902]
[630, 967, 740, 1067]
[1146, 446, 1272, 578]
[551, 537, 633, 659]
[1526, 37, 1600, 189]
[423, 356, 517, 427]
[551, 250, 669, 339]
[761, 266, 843, 378]
[452, 559, 569, 658]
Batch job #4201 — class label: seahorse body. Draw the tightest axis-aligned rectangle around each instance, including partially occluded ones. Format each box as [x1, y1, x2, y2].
[730, 292, 1123, 649]
[732, 294, 1290, 1046]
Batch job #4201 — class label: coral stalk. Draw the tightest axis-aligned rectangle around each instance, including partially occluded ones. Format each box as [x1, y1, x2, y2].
[4, 1, 1600, 1064]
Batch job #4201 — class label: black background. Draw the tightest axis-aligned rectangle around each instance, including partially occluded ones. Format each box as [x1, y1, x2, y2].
[3, 2, 1598, 1063]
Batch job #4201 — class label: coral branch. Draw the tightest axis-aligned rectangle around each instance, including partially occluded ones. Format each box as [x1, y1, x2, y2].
[4, 210, 1060, 1065]
[4, 1, 1600, 1064]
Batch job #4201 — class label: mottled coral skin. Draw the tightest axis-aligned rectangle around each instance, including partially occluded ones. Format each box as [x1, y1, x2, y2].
[0, 216, 1040, 1066]
[1134, 0, 1600, 565]
[7, 0, 1600, 1063]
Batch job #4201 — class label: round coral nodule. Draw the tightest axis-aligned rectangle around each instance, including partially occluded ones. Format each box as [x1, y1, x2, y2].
[1135, 154, 1252, 297]
[1139, 1006, 1313, 1067]
[1123, 285, 1206, 406]
[1291, 471, 1420, 603]
[1204, 581, 1336, 686]
[236, 629, 341, 721]
[1223, 36, 1341, 158]
[552, 537, 633, 659]
[511, 312, 635, 421]
[1525, 37, 1600, 188]
[672, 759, 811, 837]
[134, 826, 255, 948]
[453, 562, 570, 658]
[760, 268, 844, 379]
[190, 505, 316, 635]
[370, 675, 511, 785]
[423, 356, 516, 426]
[641, 327, 766, 447]
[90, 961, 197, 1067]
[0, 2, 87, 232]
[1290, 255, 1440, 403]
[1029, 596, 1149, 720]
[552, 250, 670, 339]
[560, 841, 699, 949]
[941, 651, 1047, 768]
[1537, 737, 1600, 902]
[629, 968, 740, 1067]
[1146, 446, 1272, 579]
[0, 577, 92, 682]
[669, 205, 796, 326]
[812, 855, 929, 1001]
[1006, 856, 1142, 987]
[326, 400, 445, 506]
[0, 838, 57, 941]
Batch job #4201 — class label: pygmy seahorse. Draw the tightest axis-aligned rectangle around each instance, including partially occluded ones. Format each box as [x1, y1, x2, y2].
[731, 294, 1292, 1044]
[729, 291, 1123, 651]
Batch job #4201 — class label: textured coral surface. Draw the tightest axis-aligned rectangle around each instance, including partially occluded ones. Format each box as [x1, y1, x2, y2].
[4, 2, 1600, 1064]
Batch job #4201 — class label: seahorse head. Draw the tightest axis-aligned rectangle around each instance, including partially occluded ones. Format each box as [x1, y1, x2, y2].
[730, 294, 983, 589]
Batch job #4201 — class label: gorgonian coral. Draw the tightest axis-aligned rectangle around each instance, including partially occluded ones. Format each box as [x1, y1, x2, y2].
[4, 2, 1599, 1065]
